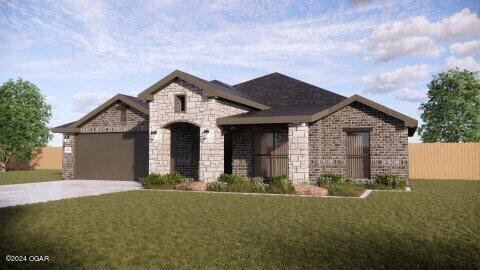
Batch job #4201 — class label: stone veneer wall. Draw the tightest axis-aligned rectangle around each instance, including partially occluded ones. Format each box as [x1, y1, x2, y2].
[61, 133, 76, 180]
[309, 102, 409, 180]
[149, 79, 249, 181]
[79, 102, 148, 133]
[230, 125, 288, 178]
[288, 123, 309, 183]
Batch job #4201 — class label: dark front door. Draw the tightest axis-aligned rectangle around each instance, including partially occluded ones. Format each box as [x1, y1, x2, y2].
[346, 132, 371, 179]
[253, 132, 288, 178]
[75, 132, 149, 180]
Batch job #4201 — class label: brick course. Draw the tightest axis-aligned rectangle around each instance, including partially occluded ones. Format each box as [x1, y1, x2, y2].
[61, 133, 76, 180]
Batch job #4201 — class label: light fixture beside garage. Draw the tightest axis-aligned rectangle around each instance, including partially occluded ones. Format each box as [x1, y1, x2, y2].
[149, 130, 158, 141]
[201, 129, 213, 140]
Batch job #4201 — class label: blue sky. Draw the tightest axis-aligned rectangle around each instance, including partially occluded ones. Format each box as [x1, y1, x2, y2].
[1, 0, 479, 146]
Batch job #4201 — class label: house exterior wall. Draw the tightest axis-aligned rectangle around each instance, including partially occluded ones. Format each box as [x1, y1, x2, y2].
[148, 79, 249, 181]
[79, 102, 148, 133]
[288, 123, 309, 183]
[61, 101, 149, 180]
[230, 125, 288, 178]
[309, 102, 409, 180]
[62, 133, 76, 180]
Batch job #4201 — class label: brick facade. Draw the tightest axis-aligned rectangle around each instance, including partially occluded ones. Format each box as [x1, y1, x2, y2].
[79, 102, 148, 133]
[61, 133, 76, 180]
[309, 102, 409, 180]
[148, 79, 249, 182]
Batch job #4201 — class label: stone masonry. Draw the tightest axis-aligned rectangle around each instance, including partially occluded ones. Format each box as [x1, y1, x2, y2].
[309, 102, 409, 180]
[149, 79, 249, 182]
[61, 133, 76, 180]
[288, 123, 309, 183]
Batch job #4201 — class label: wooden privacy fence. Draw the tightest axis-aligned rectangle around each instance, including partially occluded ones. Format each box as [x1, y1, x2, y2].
[408, 143, 480, 180]
[7, 147, 62, 170]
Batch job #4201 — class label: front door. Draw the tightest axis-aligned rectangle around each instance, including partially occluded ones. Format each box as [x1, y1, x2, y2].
[346, 132, 371, 179]
[253, 132, 288, 178]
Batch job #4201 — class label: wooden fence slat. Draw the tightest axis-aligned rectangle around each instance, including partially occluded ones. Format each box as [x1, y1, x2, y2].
[408, 143, 480, 180]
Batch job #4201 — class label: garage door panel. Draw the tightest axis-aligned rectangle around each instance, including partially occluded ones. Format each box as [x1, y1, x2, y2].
[75, 132, 148, 181]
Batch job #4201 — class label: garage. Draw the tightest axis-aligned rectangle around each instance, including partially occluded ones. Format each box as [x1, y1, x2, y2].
[75, 132, 149, 180]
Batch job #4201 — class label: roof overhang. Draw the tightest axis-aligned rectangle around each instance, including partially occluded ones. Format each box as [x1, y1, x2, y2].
[137, 70, 269, 110]
[51, 94, 149, 133]
[217, 94, 418, 136]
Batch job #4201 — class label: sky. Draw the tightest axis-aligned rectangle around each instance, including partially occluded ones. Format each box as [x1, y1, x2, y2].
[1, 0, 479, 146]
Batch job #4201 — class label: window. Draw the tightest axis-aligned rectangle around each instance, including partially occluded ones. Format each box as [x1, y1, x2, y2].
[174, 95, 186, 112]
[253, 132, 288, 178]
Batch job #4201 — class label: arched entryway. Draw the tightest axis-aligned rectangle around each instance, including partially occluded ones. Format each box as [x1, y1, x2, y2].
[165, 122, 200, 180]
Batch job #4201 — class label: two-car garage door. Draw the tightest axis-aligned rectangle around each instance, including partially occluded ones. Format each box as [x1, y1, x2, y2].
[75, 132, 149, 181]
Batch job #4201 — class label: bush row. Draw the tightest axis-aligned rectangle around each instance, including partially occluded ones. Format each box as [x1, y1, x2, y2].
[208, 174, 294, 194]
[140, 172, 189, 189]
[317, 172, 407, 196]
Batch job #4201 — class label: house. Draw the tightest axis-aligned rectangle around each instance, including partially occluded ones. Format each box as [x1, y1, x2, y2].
[52, 70, 417, 182]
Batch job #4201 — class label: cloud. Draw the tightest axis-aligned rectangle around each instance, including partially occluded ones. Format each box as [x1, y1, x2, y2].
[449, 40, 480, 56]
[45, 95, 60, 108]
[346, 42, 362, 54]
[368, 9, 480, 61]
[363, 64, 429, 93]
[394, 88, 427, 102]
[71, 91, 114, 114]
[445, 56, 480, 72]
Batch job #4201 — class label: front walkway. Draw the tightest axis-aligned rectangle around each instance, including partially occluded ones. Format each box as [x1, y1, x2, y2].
[0, 180, 142, 208]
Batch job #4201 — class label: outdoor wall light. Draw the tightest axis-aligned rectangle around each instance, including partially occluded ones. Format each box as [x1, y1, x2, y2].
[201, 129, 213, 140]
[149, 130, 157, 141]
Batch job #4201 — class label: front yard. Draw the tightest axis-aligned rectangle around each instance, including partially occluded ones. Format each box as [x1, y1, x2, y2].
[1, 180, 479, 269]
[0, 169, 61, 186]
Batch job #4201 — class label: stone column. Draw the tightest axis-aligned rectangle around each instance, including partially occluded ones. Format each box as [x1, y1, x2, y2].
[62, 133, 76, 180]
[288, 123, 309, 183]
[149, 127, 171, 174]
[199, 124, 224, 182]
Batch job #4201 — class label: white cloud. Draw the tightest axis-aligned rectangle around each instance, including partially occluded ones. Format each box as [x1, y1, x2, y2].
[363, 64, 429, 93]
[450, 40, 480, 56]
[445, 56, 480, 72]
[368, 9, 480, 61]
[394, 88, 427, 102]
[45, 95, 60, 108]
[346, 42, 361, 54]
[71, 91, 114, 114]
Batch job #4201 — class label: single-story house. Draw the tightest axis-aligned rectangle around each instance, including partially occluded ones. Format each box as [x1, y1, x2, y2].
[53, 70, 417, 182]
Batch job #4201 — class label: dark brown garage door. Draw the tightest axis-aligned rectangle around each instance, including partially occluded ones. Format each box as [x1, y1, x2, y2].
[75, 132, 148, 180]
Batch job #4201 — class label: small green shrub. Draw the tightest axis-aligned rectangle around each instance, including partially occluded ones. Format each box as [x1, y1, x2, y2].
[266, 175, 294, 194]
[251, 177, 266, 193]
[140, 172, 187, 189]
[373, 173, 407, 189]
[323, 182, 365, 197]
[207, 181, 225, 192]
[218, 173, 247, 185]
[317, 173, 345, 186]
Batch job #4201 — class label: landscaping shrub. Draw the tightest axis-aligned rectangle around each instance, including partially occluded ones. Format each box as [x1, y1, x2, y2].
[251, 177, 266, 193]
[207, 181, 225, 192]
[266, 175, 294, 194]
[373, 173, 407, 189]
[317, 173, 345, 186]
[322, 182, 365, 197]
[140, 172, 187, 189]
[218, 173, 247, 185]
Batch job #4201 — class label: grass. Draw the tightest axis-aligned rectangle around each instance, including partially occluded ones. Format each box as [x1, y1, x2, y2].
[1, 180, 479, 269]
[321, 181, 366, 197]
[0, 169, 61, 186]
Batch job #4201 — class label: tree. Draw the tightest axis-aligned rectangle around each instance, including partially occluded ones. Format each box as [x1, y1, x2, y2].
[419, 69, 480, 142]
[0, 78, 52, 171]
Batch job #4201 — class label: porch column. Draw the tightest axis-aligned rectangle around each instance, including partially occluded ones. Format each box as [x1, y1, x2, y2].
[149, 127, 171, 174]
[199, 125, 224, 182]
[288, 123, 309, 183]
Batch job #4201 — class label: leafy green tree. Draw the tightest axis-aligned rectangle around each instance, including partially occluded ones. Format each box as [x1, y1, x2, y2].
[419, 69, 480, 142]
[0, 78, 52, 171]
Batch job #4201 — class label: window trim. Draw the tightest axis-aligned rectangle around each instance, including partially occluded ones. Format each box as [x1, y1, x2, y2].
[174, 94, 187, 113]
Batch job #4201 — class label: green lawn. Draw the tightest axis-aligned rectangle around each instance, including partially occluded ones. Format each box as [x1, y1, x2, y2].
[1, 180, 479, 269]
[0, 169, 61, 185]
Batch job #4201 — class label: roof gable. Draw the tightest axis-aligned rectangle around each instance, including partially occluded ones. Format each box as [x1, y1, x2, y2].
[52, 94, 148, 133]
[137, 70, 269, 110]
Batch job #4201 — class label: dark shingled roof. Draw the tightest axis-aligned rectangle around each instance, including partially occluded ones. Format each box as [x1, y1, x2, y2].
[118, 94, 148, 110]
[231, 72, 347, 116]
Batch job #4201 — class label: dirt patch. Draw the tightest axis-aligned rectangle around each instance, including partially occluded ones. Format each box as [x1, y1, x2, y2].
[175, 182, 207, 191]
[294, 184, 328, 196]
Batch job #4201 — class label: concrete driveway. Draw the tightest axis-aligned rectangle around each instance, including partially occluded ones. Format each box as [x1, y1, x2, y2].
[0, 180, 142, 208]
